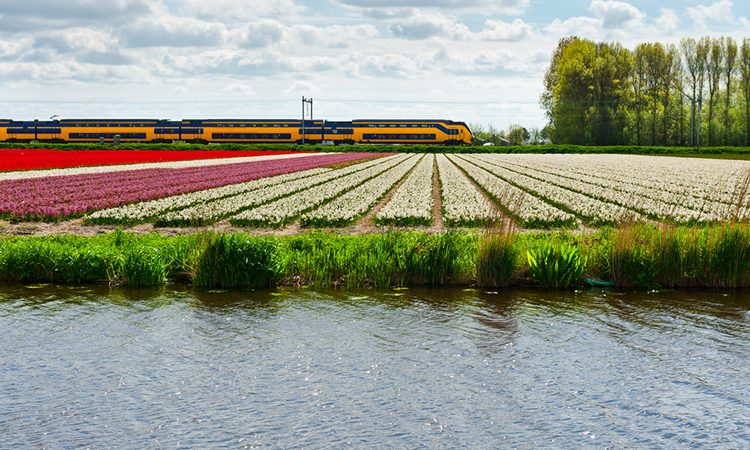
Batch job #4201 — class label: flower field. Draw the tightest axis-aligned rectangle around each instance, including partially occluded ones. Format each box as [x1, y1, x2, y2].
[3, 152, 750, 229]
[0, 148, 301, 171]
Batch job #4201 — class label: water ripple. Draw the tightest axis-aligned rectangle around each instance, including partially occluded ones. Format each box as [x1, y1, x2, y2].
[0, 286, 749, 448]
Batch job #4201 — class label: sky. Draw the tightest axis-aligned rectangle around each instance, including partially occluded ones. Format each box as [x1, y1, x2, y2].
[1, 0, 749, 130]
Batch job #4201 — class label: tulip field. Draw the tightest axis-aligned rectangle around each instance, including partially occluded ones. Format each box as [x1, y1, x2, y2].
[2, 149, 750, 230]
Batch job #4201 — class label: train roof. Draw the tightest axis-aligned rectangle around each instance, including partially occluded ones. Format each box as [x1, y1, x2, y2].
[59, 119, 159, 122]
[182, 119, 320, 122]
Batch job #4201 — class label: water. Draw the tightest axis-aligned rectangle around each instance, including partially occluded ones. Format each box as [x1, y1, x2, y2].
[0, 285, 749, 448]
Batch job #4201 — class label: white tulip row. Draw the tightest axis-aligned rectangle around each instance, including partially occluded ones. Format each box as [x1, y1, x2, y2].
[435, 154, 497, 226]
[85, 167, 332, 224]
[152, 154, 403, 226]
[0, 152, 321, 181]
[473, 154, 748, 223]
[460, 155, 642, 225]
[301, 154, 423, 226]
[447, 155, 575, 227]
[375, 154, 435, 226]
[496, 154, 747, 207]
[230, 154, 412, 227]
[485, 157, 730, 222]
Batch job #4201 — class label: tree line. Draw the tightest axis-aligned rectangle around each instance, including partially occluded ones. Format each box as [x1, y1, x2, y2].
[541, 36, 750, 147]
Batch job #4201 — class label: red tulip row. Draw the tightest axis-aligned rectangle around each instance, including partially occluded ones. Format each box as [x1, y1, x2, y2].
[0, 148, 302, 171]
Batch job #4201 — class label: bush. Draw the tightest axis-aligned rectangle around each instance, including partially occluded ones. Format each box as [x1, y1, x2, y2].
[526, 242, 586, 289]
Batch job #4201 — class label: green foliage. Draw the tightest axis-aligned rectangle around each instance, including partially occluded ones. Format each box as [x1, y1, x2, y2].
[476, 231, 517, 288]
[2, 226, 750, 290]
[526, 242, 586, 289]
[278, 232, 475, 288]
[122, 246, 170, 288]
[194, 234, 278, 290]
[543, 35, 750, 147]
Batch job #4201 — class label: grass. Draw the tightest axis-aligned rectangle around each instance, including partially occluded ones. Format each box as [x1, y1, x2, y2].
[2, 225, 750, 290]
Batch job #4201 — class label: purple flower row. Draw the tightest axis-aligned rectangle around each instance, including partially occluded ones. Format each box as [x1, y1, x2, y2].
[1, 153, 382, 220]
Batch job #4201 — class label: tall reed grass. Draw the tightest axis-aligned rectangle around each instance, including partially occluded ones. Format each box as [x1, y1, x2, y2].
[476, 224, 517, 288]
[1, 225, 750, 290]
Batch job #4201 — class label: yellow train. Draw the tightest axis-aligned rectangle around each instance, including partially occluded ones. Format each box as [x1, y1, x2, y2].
[0, 119, 472, 145]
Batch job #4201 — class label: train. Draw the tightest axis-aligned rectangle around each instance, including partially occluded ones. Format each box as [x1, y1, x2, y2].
[0, 119, 473, 145]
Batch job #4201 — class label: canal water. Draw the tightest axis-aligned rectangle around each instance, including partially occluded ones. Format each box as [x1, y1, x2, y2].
[0, 285, 748, 448]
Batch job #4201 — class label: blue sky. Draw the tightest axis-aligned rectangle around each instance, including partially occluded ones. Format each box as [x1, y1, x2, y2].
[0, 0, 748, 129]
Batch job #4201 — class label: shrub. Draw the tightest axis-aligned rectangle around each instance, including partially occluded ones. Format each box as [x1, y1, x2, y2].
[526, 242, 586, 289]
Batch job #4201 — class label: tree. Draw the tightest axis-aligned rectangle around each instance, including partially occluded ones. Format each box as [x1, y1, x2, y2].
[660, 45, 678, 145]
[706, 38, 722, 146]
[681, 38, 700, 146]
[723, 37, 738, 145]
[742, 39, 750, 145]
[641, 43, 667, 145]
[542, 38, 632, 145]
[634, 44, 648, 145]
[507, 124, 527, 145]
[694, 37, 711, 147]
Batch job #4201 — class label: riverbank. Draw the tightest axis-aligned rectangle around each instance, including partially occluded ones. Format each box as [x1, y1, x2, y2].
[1, 224, 749, 290]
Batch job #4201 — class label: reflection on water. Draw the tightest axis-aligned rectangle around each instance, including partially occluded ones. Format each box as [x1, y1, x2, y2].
[0, 285, 749, 448]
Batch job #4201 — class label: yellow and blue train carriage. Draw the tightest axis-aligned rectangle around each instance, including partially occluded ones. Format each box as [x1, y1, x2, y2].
[0, 118, 472, 145]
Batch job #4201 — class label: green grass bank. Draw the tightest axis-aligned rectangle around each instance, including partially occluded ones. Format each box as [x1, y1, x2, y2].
[2, 225, 750, 290]
[4, 142, 750, 158]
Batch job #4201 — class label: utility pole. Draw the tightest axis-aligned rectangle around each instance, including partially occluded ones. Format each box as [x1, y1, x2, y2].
[302, 96, 313, 144]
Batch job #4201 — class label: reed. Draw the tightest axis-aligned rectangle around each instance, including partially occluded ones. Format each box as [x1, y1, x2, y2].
[476, 223, 517, 288]
[278, 232, 475, 288]
[1, 225, 750, 290]
[526, 241, 586, 289]
[193, 234, 278, 290]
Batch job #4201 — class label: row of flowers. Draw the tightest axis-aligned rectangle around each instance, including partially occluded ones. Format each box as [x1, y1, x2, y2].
[0, 148, 301, 172]
[492, 154, 747, 207]
[229, 155, 410, 228]
[461, 155, 643, 226]
[448, 155, 575, 228]
[375, 154, 436, 226]
[0, 152, 316, 181]
[1, 152, 376, 221]
[475, 154, 748, 223]
[85, 166, 332, 225]
[301, 155, 422, 227]
[435, 154, 497, 226]
[153, 154, 403, 227]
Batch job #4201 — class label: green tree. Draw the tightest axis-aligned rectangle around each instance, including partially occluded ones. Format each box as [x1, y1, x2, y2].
[706, 38, 723, 146]
[723, 37, 738, 145]
[742, 39, 750, 145]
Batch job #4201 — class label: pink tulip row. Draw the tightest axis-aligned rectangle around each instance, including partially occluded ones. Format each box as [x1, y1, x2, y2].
[0, 152, 381, 220]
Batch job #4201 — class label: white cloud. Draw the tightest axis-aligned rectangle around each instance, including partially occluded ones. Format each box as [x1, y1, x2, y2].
[182, 0, 305, 20]
[121, 16, 227, 47]
[687, 0, 734, 28]
[480, 18, 534, 41]
[0, 0, 151, 22]
[390, 11, 470, 40]
[544, 16, 602, 38]
[285, 80, 318, 95]
[288, 24, 379, 48]
[223, 83, 256, 96]
[655, 8, 679, 34]
[336, 0, 529, 15]
[588, 0, 645, 29]
[238, 20, 285, 48]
